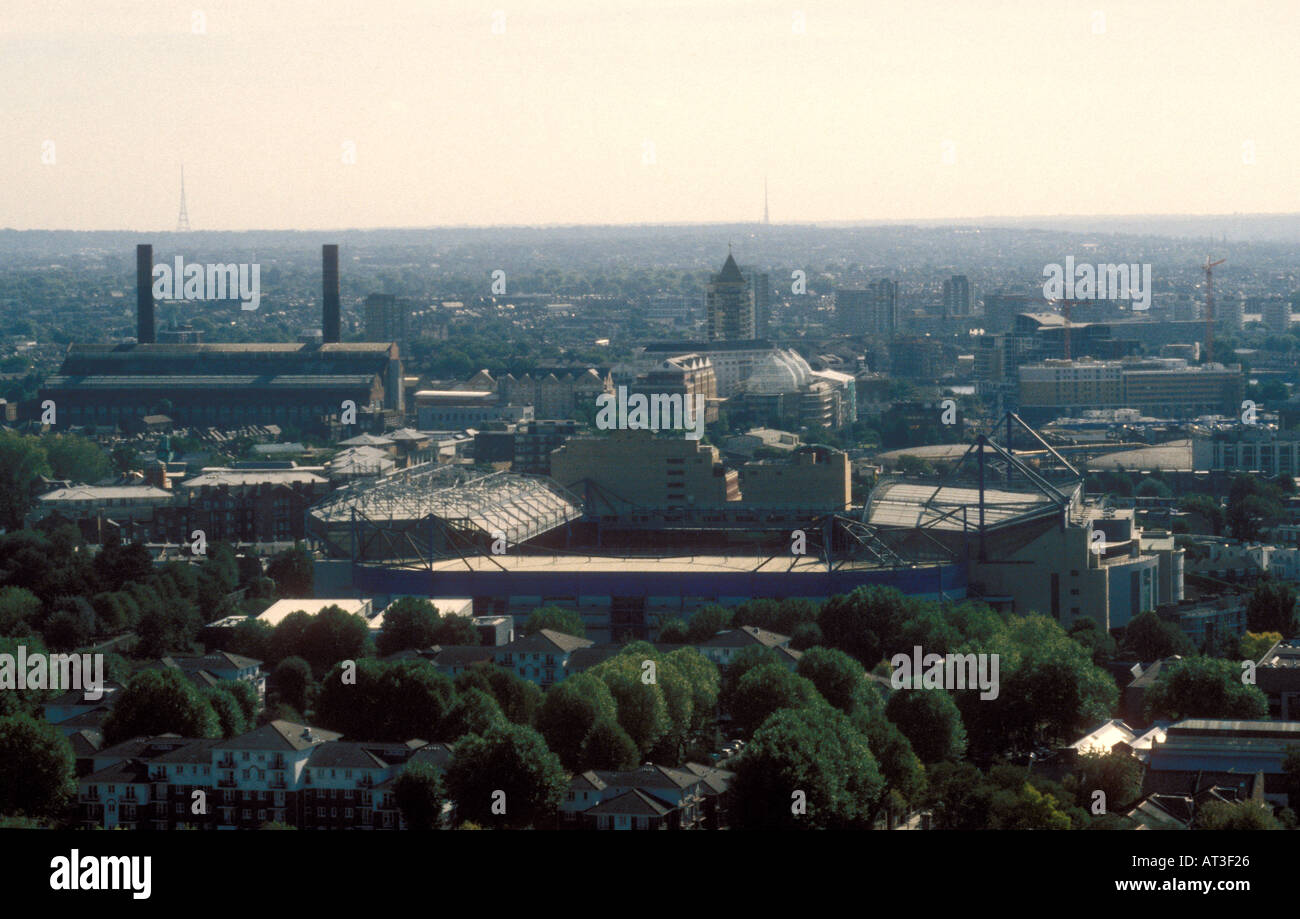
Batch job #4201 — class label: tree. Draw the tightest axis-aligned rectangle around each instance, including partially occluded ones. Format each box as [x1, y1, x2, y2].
[684, 604, 733, 644]
[315, 659, 408, 741]
[134, 594, 201, 658]
[266, 544, 314, 596]
[442, 688, 506, 740]
[394, 760, 447, 830]
[521, 606, 585, 638]
[957, 614, 1118, 762]
[445, 723, 568, 829]
[292, 606, 371, 677]
[434, 614, 481, 646]
[204, 686, 250, 738]
[1195, 800, 1282, 830]
[103, 669, 221, 745]
[796, 647, 867, 713]
[790, 621, 823, 651]
[1246, 579, 1298, 636]
[579, 719, 639, 770]
[0, 587, 41, 637]
[851, 705, 927, 821]
[0, 714, 76, 818]
[1239, 631, 1282, 662]
[729, 664, 819, 736]
[1119, 610, 1193, 660]
[270, 656, 315, 713]
[110, 443, 138, 475]
[218, 679, 259, 725]
[1226, 475, 1284, 541]
[1068, 618, 1117, 666]
[1178, 494, 1225, 536]
[223, 617, 274, 662]
[663, 648, 720, 735]
[376, 661, 455, 741]
[41, 433, 110, 484]
[924, 762, 994, 830]
[885, 688, 967, 763]
[585, 654, 671, 755]
[454, 663, 542, 726]
[536, 672, 618, 771]
[41, 603, 94, 651]
[657, 618, 689, 643]
[716, 644, 780, 713]
[730, 706, 883, 830]
[376, 597, 441, 657]
[269, 611, 314, 667]
[1135, 477, 1171, 499]
[1143, 657, 1268, 721]
[0, 431, 50, 530]
[1069, 750, 1143, 811]
[92, 538, 154, 593]
[986, 780, 1074, 830]
[819, 585, 919, 666]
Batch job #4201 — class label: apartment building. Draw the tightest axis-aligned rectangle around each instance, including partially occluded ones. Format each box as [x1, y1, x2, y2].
[77, 721, 457, 831]
[1018, 358, 1243, 418]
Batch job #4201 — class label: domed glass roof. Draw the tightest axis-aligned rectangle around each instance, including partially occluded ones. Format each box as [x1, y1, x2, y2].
[746, 349, 813, 394]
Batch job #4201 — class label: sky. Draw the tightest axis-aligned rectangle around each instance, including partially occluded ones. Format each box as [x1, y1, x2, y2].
[3, 0, 1298, 230]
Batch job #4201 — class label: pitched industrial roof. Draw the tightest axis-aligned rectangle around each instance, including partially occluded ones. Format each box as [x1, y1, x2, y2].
[38, 486, 171, 502]
[181, 469, 327, 487]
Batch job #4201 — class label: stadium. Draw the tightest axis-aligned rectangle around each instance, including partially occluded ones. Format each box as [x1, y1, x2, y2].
[305, 415, 1112, 642]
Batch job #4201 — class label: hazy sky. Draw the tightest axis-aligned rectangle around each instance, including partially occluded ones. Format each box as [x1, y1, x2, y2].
[4, 0, 1298, 230]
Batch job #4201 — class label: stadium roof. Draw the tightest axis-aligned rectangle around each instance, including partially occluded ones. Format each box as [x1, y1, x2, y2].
[309, 463, 583, 545]
[865, 481, 1068, 531]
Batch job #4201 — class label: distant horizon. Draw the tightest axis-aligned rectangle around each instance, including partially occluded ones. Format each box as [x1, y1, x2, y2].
[6, 210, 1300, 235]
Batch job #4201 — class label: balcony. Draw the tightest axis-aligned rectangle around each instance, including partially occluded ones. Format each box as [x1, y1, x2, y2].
[217, 757, 237, 769]
[218, 778, 237, 788]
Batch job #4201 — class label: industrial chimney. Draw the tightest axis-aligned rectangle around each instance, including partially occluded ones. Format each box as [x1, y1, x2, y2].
[136, 244, 155, 344]
[322, 244, 340, 343]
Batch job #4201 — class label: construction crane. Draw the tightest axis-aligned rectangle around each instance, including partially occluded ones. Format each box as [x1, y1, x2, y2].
[1052, 298, 1081, 360]
[1203, 256, 1225, 362]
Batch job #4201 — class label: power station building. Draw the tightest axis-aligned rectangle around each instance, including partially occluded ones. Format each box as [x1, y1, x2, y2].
[41, 245, 403, 429]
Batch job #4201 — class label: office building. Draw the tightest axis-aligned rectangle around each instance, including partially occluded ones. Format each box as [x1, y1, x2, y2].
[706, 253, 755, 341]
[942, 275, 971, 318]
